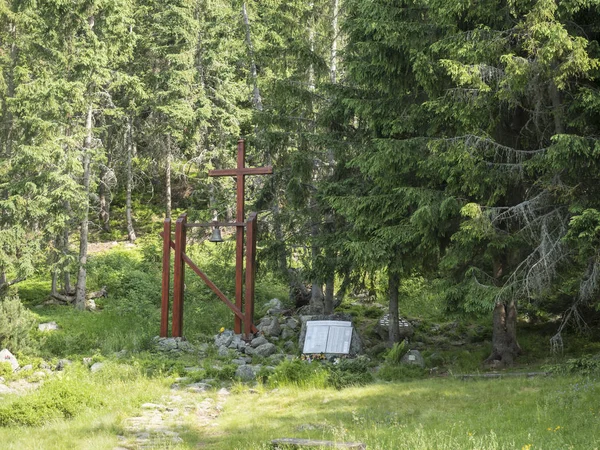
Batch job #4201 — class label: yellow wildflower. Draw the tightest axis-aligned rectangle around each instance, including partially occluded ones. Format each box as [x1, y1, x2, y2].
[219, 327, 225, 333]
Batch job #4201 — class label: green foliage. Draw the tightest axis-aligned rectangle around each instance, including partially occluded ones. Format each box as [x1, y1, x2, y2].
[267, 358, 329, 389]
[204, 363, 237, 382]
[0, 369, 103, 427]
[37, 304, 157, 358]
[384, 341, 409, 366]
[128, 354, 187, 378]
[544, 355, 600, 376]
[0, 362, 13, 378]
[327, 356, 374, 389]
[0, 290, 37, 352]
[87, 248, 159, 303]
[377, 364, 427, 382]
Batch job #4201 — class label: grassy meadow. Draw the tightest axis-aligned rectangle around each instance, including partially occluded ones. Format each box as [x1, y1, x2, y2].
[2, 240, 600, 449]
[1, 371, 599, 449]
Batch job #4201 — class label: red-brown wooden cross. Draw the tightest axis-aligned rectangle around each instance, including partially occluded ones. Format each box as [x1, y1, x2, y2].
[208, 139, 272, 333]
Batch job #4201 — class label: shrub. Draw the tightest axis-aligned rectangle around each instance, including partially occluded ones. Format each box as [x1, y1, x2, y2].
[267, 358, 329, 388]
[0, 371, 102, 426]
[0, 362, 13, 379]
[384, 341, 409, 365]
[0, 290, 37, 352]
[328, 357, 374, 389]
[544, 355, 600, 376]
[204, 363, 237, 381]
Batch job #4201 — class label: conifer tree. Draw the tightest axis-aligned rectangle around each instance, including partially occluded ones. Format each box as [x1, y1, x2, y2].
[332, 0, 600, 360]
[246, 0, 342, 312]
[134, 0, 202, 220]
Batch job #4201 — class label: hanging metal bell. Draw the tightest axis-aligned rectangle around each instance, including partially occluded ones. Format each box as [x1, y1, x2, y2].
[209, 227, 223, 243]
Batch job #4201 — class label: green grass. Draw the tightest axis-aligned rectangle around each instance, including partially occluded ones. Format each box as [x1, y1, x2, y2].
[14, 238, 288, 359]
[0, 362, 175, 450]
[202, 377, 600, 449]
[3, 370, 599, 449]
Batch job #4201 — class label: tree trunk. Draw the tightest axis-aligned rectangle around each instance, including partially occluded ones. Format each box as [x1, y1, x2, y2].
[324, 275, 334, 314]
[0, 24, 16, 291]
[242, 2, 263, 111]
[308, 2, 315, 91]
[548, 80, 564, 134]
[165, 134, 172, 220]
[388, 268, 401, 343]
[74, 105, 93, 310]
[309, 216, 325, 313]
[306, 4, 323, 315]
[125, 117, 136, 242]
[323, 216, 336, 314]
[98, 164, 111, 232]
[310, 283, 324, 314]
[330, 0, 339, 84]
[485, 299, 522, 367]
[2, 22, 16, 157]
[273, 201, 288, 275]
[51, 270, 58, 296]
[62, 225, 72, 294]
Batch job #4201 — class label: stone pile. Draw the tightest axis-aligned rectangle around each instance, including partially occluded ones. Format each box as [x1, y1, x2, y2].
[153, 337, 195, 353]
[211, 301, 304, 381]
[374, 314, 414, 341]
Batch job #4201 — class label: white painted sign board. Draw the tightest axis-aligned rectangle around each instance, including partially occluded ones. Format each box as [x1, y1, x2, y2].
[303, 320, 353, 354]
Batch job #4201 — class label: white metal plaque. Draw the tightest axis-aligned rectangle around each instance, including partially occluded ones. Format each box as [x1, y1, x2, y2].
[303, 321, 353, 354]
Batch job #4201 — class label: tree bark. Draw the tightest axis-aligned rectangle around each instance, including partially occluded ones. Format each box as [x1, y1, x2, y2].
[242, 2, 263, 111]
[309, 214, 325, 314]
[388, 268, 401, 343]
[274, 201, 288, 276]
[125, 116, 136, 242]
[306, 3, 323, 314]
[308, 2, 315, 91]
[0, 23, 16, 289]
[74, 104, 93, 310]
[1, 22, 16, 157]
[62, 225, 72, 294]
[330, 0, 339, 84]
[98, 163, 111, 232]
[324, 275, 334, 314]
[485, 299, 522, 367]
[548, 80, 564, 134]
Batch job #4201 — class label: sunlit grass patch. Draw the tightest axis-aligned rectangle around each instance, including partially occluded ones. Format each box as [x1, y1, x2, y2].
[201, 377, 600, 449]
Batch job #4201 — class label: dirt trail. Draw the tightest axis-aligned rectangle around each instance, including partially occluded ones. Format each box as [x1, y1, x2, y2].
[115, 386, 230, 449]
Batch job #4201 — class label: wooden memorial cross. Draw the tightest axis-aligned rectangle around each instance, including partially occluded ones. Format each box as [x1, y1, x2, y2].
[208, 139, 272, 333]
[160, 139, 272, 339]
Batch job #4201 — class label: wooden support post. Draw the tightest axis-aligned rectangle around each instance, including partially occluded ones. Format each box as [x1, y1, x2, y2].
[234, 140, 245, 334]
[235, 226, 244, 334]
[172, 214, 187, 337]
[160, 218, 171, 337]
[244, 213, 258, 339]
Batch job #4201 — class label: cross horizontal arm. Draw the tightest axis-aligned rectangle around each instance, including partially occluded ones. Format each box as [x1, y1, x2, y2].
[208, 166, 273, 177]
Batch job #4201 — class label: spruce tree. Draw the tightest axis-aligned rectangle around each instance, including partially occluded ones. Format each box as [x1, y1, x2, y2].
[332, 0, 600, 360]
